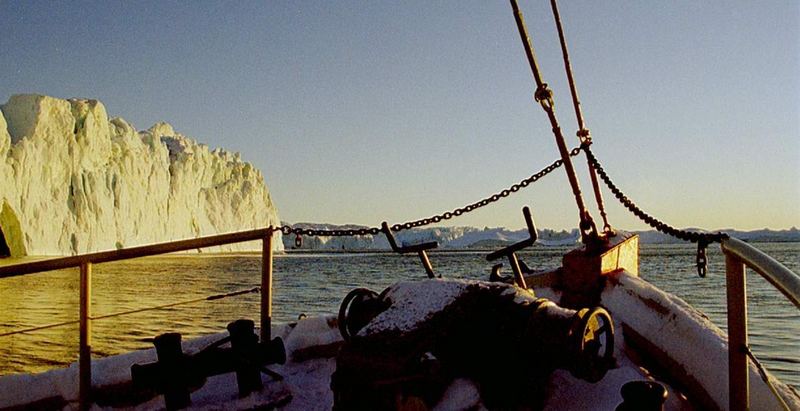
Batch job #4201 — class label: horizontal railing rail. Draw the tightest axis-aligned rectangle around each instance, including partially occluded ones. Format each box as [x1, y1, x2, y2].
[721, 236, 798, 411]
[721, 237, 800, 308]
[0, 227, 274, 279]
[0, 227, 278, 410]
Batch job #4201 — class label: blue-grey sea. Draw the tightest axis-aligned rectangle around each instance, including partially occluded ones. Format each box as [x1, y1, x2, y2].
[0, 242, 797, 390]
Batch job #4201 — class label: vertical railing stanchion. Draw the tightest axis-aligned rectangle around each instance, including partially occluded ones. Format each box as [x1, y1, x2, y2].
[261, 229, 273, 342]
[725, 254, 749, 411]
[79, 261, 92, 410]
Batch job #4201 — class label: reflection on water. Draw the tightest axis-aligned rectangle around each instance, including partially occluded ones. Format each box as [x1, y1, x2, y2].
[0, 243, 797, 390]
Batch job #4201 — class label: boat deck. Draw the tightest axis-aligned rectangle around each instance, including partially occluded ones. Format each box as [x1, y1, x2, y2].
[0, 283, 699, 411]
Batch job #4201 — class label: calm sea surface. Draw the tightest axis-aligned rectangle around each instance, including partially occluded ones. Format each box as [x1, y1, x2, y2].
[0, 242, 797, 389]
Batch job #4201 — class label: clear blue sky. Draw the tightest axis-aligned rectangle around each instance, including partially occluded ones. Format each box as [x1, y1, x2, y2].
[1, 1, 798, 231]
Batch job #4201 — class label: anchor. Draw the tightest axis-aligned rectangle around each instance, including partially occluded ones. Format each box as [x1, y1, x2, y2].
[131, 319, 286, 409]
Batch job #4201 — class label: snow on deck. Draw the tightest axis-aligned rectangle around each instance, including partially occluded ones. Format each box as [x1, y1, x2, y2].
[359, 279, 469, 335]
[4, 277, 797, 410]
[602, 271, 800, 411]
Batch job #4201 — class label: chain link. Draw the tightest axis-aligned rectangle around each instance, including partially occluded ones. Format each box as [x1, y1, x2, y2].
[584, 147, 727, 245]
[276, 146, 584, 238]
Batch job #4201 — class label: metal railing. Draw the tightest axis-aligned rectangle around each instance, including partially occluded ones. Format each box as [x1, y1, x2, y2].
[0, 227, 278, 410]
[721, 237, 800, 411]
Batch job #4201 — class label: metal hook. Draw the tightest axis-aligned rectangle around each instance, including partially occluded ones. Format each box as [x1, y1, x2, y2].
[696, 240, 708, 278]
[381, 222, 439, 279]
[490, 263, 507, 282]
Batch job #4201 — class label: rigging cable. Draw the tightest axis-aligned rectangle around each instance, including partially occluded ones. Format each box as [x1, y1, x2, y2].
[0, 287, 260, 338]
[509, 0, 599, 245]
[549, 0, 613, 234]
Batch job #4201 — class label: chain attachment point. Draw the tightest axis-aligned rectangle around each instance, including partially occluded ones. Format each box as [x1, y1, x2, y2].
[696, 240, 708, 278]
[534, 84, 554, 108]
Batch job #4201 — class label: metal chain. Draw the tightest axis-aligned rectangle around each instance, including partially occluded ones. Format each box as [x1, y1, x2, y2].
[584, 146, 727, 245]
[278, 146, 584, 237]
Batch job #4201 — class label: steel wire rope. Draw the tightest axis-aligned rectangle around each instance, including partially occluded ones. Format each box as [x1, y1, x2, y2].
[0, 287, 260, 338]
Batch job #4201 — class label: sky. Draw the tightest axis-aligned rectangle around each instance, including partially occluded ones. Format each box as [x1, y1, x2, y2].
[1, 1, 798, 231]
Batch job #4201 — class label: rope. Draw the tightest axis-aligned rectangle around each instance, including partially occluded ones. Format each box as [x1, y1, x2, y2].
[743, 345, 792, 411]
[0, 287, 260, 338]
[509, 0, 598, 244]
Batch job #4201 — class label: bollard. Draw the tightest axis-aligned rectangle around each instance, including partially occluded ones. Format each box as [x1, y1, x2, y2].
[228, 319, 263, 396]
[130, 333, 192, 410]
[616, 381, 668, 411]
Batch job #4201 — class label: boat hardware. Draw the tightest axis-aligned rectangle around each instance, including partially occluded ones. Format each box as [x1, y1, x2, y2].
[270, 146, 583, 243]
[509, 0, 600, 247]
[489, 259, 537, 283]
[486, 206, 538, 288]
[615, 381, 668, 411]
[131, 319, 286, 408]
[548, 0, 614, 236]
[585, 148, 728, 246]
[381, 221, 439, 278]
[333, 280, 616, 410]
[338, 287, 390, 342]
[566, 306, 616, 382]
[489, 263, 506, 282]
[294, 234, 302, 248]
[696, 240, 708, 277]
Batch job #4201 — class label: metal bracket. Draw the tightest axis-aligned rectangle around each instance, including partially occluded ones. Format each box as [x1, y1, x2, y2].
[486, 206, 538, 288]
[381, 222, 439, 278]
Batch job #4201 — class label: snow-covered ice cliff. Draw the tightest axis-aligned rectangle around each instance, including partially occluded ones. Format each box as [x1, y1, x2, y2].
[0, 94, 281, 256]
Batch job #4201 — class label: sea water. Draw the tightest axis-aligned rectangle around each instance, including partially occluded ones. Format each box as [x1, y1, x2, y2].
[0, 242, 797, 390]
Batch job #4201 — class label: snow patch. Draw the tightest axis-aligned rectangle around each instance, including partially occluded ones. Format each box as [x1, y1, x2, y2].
[360, 280, 470, 335]
[602, 271, 800, 411]
[284, 315, 342, 355]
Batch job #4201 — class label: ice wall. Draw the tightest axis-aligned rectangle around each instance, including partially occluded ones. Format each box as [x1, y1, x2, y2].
[0, 94, 281, 256]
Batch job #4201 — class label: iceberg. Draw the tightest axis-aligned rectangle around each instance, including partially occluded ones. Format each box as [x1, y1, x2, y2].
[0, 94, 282, 256]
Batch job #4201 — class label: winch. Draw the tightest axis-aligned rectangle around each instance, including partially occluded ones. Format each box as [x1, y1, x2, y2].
[332, 280, 614, 410]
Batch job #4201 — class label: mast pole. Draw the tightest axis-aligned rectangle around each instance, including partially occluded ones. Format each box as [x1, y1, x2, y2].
[509, 0, 597, 244]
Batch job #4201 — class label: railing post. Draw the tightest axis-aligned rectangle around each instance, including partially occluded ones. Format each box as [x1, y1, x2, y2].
[725, 254, 748, 411]
[261, 230, 273, 342]
[79, 261, 92, 410]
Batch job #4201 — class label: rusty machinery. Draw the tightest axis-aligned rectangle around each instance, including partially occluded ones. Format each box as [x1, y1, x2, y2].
[332, 279, 615, 410]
